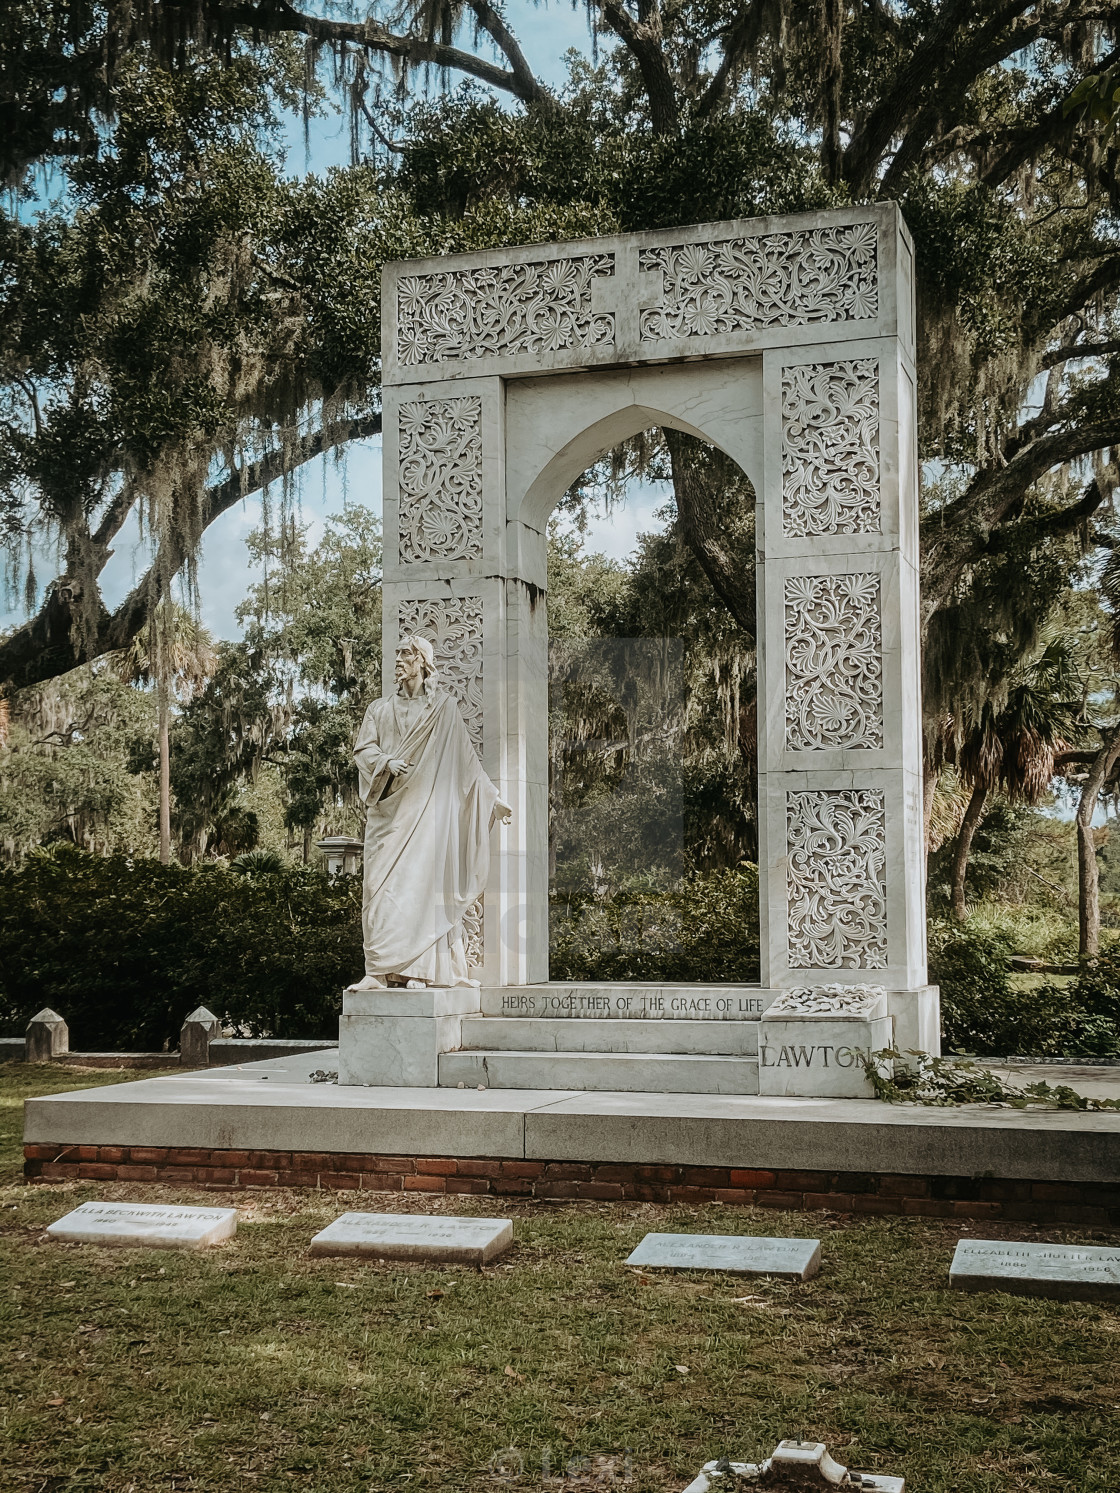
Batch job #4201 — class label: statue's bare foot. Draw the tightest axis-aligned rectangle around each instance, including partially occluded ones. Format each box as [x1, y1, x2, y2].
[404, 978, 427, 990]
[348, 974, 388, 991]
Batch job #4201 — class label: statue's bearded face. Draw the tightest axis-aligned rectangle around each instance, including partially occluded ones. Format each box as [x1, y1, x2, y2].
[395, 646, 426, 689]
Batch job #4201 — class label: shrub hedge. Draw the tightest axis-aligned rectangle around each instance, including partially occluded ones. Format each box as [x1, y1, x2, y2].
[0, 847, 361, 1050]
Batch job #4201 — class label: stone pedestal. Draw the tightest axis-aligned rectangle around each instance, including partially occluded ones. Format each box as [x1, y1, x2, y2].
[26, 1008, 68, 1062]
[338, 985, 481, 1087]
[758, 986, 893, 1099]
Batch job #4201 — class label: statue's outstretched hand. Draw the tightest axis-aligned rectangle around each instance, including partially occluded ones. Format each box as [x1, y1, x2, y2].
[388, 758, 411, 776]
[495, 799, 513, 825]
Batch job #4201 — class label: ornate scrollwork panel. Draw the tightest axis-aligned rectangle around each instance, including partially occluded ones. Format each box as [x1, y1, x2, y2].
[784, 573, 883, 750]
[396, 596, 484, 753]
[768, 984, 885, 1015]
[638, 221, 877, 342]
[786, 790, 887, 969]
[396, 255, 615, 367]
[397, 398, 483, 563]
[782, 359, 881, 537]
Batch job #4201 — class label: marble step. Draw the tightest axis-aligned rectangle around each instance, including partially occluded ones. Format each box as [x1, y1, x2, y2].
[459, 1016, 758, 1056]
[438, 1049, 760, 1095]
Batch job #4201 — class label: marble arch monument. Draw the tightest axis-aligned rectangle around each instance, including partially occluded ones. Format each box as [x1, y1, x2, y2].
[339, 202, 938, 1097]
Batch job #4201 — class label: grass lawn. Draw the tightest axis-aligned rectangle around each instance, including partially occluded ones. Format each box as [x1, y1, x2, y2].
[2, 1063, 1119, 1492]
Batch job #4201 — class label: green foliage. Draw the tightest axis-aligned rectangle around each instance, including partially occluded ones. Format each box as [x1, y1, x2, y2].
[930, 918, 1120, 1057]
[867, 1049, 1120, 1110]
[550, 867, 760, 983]
[0, 847, 359, 1048]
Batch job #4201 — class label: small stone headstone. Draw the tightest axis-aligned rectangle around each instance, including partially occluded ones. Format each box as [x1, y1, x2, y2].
[626, 1232, 820, 1280]
[950, 1238, 1120, 1302]
[310, 1212, 513, 1264]
[26, 1007, 68, 1062]
[47, 1201, 237, 1250]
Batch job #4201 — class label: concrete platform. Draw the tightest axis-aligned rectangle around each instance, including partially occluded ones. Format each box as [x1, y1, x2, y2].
[21, 1049, 1120, 1190]
[439, 1048, 761, 1094]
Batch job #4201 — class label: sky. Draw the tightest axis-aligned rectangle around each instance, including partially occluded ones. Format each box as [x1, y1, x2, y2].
[3, 1, 671, 643]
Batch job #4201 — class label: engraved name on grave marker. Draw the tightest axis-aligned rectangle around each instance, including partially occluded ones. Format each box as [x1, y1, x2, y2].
[626, 1233, 821, 1279]
[310, 1212, 513, 1264]
[950, 1238, 1120, 1302]
[47, 1202, 238, 1250]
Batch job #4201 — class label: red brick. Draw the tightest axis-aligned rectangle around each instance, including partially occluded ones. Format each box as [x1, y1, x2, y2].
[636, 1165, 677, 1183]
[215, 1150, 252, 1167]
[631, 1184, 672, 1204]
[129, 1147, 170, 1164]
[456, 1159, 503, 1178]
[852, 1195, 902, 1215]
[115, 1165, 158, 1183]
[666, 1186, 708, 1203]
[363, 1156, 413, 1175]
[831, 1172, 876, 1194]
[39, 1162, 79, 1179]
[951, 1200, 1002, 1218]
[730, 1169, 777, 1189]
[1030, 1182, 1083, 1204]
[542, 1163, 593, 1181]
[901, 1198, 954, 1217]
[404, 1175, 446, 1193]
[682, 1167, 732, 1189]
[1043, 1203, 1109, 1226]
[710, 1189, 753, 1205]
[536, 1181, 581, 1199]
[754, 1191, 804, 1210]
[500, 1161, 544, 1178]
[240, 1169, 279, 1187]
[417, 1157, 459, 1176]
[803, 1192, 854, 1212]
[76, 1145, 100, 1161]
[491, 1177, 535, 1196]
[155, 1166, 197, 1183]
[592, 1165, 635, 1185]
[199, 1168, 236, 1185]
[361, 1172, 402, 1190]
[77, 1163, 117, 1180]
[22, 1144, 59, 1161]
[774, 1171, 831, 1191]
[172, 1148, 217, 1166]
[578, 1182, 624, 1201]
[293, 1152, 334, 1171]
[444, 1177, 491, 1195]
[277, 1171, 321, 1188]
[878, 1175, 929, 1198]
[318, 1172, 361, 1190]
[96, 1146, 127, 1164]
[248, 1152, 291, 1169]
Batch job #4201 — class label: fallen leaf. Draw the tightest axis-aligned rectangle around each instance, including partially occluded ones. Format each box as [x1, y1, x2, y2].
[426, 1289, 445, 1299]
[674, 1365, 690, 1375]
[47, 1398, 64, 1407]
[503, 1365, 524, 1382]
[58, 1282, 76, 1289]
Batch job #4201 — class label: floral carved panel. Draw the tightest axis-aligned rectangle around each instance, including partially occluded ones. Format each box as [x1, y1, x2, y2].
[396, 596, 484, 754]
[396, 255, 615, 367]
[786, 790, 887, 969]
[397, 398, 483, 563]
[638, 221, 877, 342]
[784, 573, 883, 750]
[782, 359, 880, 537]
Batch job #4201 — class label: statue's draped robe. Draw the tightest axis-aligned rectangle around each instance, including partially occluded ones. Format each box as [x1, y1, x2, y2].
[355, 686, 499, 983]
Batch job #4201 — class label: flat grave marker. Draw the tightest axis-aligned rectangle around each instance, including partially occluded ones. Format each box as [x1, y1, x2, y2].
[310, 1212, 513, 1264]
[626, 1232, 820, 1280]
[950, 1238, 1120, 1302]
[47, 1201, 237, 1250]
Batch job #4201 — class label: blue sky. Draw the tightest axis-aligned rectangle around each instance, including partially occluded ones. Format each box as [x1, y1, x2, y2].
[3, 2, 674, 642]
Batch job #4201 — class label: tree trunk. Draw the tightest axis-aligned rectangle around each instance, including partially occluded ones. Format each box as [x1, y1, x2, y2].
[1076, 725, 1120, 958]
[950, 783, 987, 920]
[664, 428, 756, 639]
[157, 678, 171, 866]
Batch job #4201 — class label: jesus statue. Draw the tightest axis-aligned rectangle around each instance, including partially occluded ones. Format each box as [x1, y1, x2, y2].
[349, 634, 510, 991]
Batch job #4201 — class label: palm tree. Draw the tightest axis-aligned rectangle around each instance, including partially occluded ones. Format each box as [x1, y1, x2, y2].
[944, 641, 1080, 920]
[116, 602, 217, 863]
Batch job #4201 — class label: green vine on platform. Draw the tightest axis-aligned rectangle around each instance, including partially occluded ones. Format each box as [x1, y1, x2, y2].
[865, 1049, 1120, 1111]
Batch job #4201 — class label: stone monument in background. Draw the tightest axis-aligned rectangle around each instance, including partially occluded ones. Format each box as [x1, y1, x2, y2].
[336, 201, 939, 1097]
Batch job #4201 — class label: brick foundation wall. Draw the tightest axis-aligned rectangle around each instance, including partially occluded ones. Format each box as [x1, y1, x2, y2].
[22, 1144, 1119, 1225]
